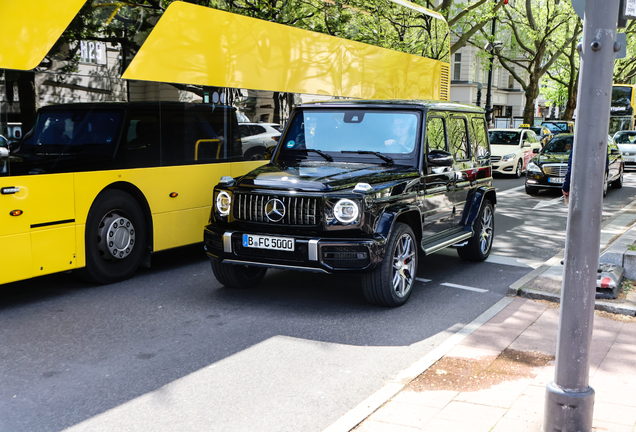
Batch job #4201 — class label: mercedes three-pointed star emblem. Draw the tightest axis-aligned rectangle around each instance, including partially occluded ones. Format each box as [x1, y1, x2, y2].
[265, 198, 286, 222]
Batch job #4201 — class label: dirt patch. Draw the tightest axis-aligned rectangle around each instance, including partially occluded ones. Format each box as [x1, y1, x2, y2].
[530, 298, 636, 323]
[406, 349, 554, 393]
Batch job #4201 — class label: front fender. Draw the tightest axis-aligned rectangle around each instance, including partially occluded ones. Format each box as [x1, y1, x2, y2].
[374, 204, 422, 239]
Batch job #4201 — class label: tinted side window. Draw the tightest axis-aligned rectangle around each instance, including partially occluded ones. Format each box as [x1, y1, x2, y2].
[426, 117, 447, 152]
[470, 117, 490, 163]
[251, 125, 267, 135]
[449, 117, 470, 161]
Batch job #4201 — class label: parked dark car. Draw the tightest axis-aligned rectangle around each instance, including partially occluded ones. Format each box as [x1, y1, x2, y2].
[204, 100, 496, 307]
[525, 133, 623, 196]
[540, 120, 575, 135]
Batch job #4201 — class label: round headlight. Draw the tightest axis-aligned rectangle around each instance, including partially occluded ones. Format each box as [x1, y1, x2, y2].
[334, 199, 359, 224]
[216, 191, 231, 216]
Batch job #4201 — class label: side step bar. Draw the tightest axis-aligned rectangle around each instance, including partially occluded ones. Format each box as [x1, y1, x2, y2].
[422, 232, 472, 256]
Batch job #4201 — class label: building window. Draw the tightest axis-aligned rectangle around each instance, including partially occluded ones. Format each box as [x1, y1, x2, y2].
[508, 74, 514, 89]
[453, 53, 462, 81]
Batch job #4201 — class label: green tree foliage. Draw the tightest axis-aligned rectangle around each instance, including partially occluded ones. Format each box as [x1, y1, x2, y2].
[489, 0, 581, 123]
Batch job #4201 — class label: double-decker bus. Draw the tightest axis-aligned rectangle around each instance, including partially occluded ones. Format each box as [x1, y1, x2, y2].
[610, 84, 636, 135]
[0, 0, 450, 286]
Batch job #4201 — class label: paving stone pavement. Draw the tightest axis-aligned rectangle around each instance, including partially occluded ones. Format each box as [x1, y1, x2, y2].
[342, 298, 636, 432]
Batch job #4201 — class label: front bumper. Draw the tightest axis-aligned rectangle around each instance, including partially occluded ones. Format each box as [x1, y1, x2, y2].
[492, 158, 518, 174]
[204, 225, 387, 273]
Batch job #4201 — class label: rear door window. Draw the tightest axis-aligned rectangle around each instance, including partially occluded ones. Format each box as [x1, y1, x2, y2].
[448, 117, 470, 161]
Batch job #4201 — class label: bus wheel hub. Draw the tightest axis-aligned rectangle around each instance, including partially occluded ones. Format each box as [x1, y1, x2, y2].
[98, 213, 135, 260]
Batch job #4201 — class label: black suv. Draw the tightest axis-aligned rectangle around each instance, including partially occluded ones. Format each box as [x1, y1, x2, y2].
[204, 100, 496, 306]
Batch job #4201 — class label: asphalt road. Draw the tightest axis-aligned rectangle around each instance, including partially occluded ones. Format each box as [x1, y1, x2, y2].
[1, 171, 635, 432]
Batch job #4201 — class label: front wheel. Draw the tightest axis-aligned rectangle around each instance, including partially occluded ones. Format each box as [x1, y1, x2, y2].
[211, 259, 267, 288]
[514, 159, 523, 178]
[458, 200, 494, 262]
[362, 222, 418, 307]
[525, 184, 539, 195]
[76, 190, 147, 284]
[612, 170, 624, 189]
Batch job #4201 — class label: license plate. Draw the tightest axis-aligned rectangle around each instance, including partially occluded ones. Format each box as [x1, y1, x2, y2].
[548, 177, 565, 184]
[242, 234, 295, 251]
[624, 157, 634, 162]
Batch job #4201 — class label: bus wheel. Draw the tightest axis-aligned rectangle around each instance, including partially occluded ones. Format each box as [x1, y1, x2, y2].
[77, 190, 147, 284]
[210, 259, 267, 288]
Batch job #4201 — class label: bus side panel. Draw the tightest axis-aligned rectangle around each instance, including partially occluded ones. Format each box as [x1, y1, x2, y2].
[153, 207, 211, 250]
[0, 233, 32, 285]
[0, 173, 75, 284]
[31, 226, 76, 277]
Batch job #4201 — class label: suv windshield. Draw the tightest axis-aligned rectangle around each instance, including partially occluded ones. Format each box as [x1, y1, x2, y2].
[19, 110, 122, 156]
[488, 131, 521, 145]
[543, 135, 573, 153]
[278, 109, 419, 162]
[614, 131, 636, 144]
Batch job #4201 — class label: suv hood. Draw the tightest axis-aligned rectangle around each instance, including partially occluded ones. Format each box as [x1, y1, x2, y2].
[235, 161, 419, 192]
[490, 144, 521, 157]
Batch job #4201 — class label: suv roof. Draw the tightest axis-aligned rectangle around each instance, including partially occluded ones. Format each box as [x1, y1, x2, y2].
[301, 99, 484, 114]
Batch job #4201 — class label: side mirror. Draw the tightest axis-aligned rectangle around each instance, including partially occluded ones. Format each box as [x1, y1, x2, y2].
[427, 150, 454, 167]
[611, 148, 621, 155]
[533, 148, 540, 154]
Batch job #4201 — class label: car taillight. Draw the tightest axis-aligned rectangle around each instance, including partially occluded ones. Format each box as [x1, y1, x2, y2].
[271, 136, 280, 142]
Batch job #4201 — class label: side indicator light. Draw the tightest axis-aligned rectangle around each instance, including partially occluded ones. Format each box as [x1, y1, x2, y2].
[10, 210, 23, 216]
[169, 192, 178, 198]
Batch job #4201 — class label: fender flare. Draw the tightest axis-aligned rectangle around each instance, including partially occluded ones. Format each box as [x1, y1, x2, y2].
[460, 186, 496, 229]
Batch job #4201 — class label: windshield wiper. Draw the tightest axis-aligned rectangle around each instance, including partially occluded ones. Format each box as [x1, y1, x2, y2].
[341, 150, 394, 165]
[288, 148, 333, 161]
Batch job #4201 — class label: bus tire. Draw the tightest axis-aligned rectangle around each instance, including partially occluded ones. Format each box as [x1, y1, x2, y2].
[77, 190, 147, 284]
[210, 259, 267, 288]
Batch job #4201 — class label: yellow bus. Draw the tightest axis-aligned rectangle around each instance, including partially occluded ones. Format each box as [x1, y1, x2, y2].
[0, 0, 450, 286]
[610, 84, 636, 135]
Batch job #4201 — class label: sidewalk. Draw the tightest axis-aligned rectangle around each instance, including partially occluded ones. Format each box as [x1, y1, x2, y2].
[332, 297, 636, 432]
[323, 201, 636, 432]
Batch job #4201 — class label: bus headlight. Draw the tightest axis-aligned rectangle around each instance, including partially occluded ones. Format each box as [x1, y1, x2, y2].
[526, 161, 542, 174]
[216, 191, 232, 216]
[334, 199, 359, 224]
[502, 153, 516, 162]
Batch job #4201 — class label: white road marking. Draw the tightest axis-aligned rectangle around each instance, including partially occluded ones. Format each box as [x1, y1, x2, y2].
[494, 185, 525, 197]
[440, 282, 488, 293]
[532, 195, 564, 210]
[415, 277, 431, 283]
[485, 254, 541, 268]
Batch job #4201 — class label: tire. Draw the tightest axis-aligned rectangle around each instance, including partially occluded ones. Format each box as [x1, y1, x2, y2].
[603, 173, 608, 197]
[525, 184, 539, 195]
[362, 222, 418, 307]
[457, 200, 494, 262]
[514, 159, 523, 178]
[76, 190, 147, 284]
[612, 169, 623, 189]
[210, 259, 267, 288]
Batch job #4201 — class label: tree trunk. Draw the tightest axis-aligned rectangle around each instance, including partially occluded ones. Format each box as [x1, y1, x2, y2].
[523, 77, 540, 125]
[563, 72, 578, 121]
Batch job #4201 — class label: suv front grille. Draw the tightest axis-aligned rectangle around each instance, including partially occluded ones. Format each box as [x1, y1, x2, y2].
[542, 164, 568, 176]
[234, 193, 320, 225]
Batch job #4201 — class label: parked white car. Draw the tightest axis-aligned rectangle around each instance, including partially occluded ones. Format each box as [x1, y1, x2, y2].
[613, 130, 636, 169]
[0, 135, 9, 158]
[488, 128, 542, 178]
[239, 123, 281, 160]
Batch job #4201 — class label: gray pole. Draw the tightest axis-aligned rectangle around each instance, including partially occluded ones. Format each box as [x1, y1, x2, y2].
[543, 0, 619, 430]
